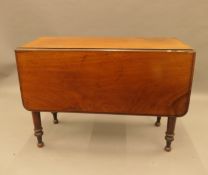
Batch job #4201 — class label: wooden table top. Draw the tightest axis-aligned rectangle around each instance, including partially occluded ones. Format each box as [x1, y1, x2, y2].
[19, 37, 193, 50]
[16, 37, 195, 116]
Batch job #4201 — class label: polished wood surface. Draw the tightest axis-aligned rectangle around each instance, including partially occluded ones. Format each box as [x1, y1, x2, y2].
[16, 37, 196, 151]
[16, 50, 195, 116]
[20, 37, 192, 50]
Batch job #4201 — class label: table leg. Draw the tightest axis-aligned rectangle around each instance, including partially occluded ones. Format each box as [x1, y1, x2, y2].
[155, 116, 161, 127]
[52, 112, 59, 124]
[32, 112, 44, 147]
[164, 117, 176, 152]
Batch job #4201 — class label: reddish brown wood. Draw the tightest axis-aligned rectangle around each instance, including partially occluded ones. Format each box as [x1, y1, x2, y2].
[165, 117, 176, 152]
[32, 112, 44, 147]
[15, 50, 195, 117]
[15, 37, 196, 151]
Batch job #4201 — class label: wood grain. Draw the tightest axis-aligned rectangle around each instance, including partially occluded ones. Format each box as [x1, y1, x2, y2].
[20, 37, 192, 50]
[16, 50, 195, 117]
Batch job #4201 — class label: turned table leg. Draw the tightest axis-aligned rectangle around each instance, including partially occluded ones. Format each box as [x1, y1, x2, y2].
[52, 112, 59, 124]
[155, 116, 161, 127]
[164, 117, 176, 152]
[32, 112, 44, 147]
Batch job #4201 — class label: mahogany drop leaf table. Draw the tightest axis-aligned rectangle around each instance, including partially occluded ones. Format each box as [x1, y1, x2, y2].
[15, 37, 195, 151]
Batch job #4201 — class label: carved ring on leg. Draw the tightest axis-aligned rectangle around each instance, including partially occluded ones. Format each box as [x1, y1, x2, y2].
[164, 117, 176, 152]
[34, 128, 44, 147]
[32, 112, 44, 147]
[164, 133, 174, 152]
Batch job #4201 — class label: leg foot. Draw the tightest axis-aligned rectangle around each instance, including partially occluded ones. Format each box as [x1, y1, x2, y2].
[155, 116, 161, 127]
[52, 112, 59, 124]
[37, 142, 44, 148]
[32, 112, 44, 148]
[164, 117, 176, 152]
